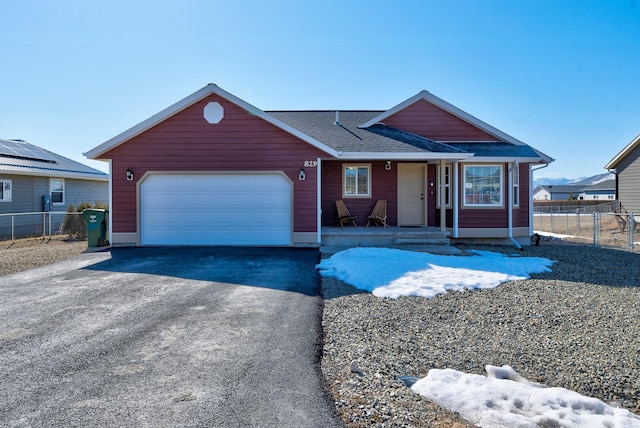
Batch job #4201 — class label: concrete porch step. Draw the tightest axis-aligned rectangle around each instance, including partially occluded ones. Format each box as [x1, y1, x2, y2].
[394, 244, 461, 254]
[320, 244, 461, 255]
[320, 226, 459, 255]
[394, 236, 451, 246]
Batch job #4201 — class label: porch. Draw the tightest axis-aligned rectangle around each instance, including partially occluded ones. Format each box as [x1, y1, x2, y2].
[320, 226, 461, 254]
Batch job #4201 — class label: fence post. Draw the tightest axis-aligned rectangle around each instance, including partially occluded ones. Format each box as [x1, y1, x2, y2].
[630, 213, 635, 249]
[593, 212, 598, 247]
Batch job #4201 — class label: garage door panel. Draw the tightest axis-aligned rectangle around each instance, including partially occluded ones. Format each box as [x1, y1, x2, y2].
[253, 195, 289, 206]
[141, 174, 291, 246]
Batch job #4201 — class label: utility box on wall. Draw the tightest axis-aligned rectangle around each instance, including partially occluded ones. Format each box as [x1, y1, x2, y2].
[42, 195, 53, 212]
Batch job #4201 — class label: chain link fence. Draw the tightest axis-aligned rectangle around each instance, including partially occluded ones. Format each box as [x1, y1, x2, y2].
[0, 211, 85, 241]
[533, 210, 638, 250]
[533, 200, 619, 214]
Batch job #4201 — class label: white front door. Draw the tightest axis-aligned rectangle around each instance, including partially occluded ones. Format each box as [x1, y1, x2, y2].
[398, 164, 426, 226]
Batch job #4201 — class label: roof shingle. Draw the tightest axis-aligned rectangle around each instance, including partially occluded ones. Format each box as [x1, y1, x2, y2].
[268, 111, 544, 160]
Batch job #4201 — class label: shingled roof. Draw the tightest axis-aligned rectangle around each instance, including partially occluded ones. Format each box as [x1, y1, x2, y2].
[444, 142, 541, 158]
[269, 110, 544, 161]
[85, 84, 553, 165]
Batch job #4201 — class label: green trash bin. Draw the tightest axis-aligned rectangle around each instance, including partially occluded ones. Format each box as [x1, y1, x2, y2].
[83, 209, 109, 247]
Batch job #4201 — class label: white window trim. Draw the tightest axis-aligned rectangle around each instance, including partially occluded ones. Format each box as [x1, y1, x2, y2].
[342, 164, 371, 198]
[512, 163, 520, 208]
[463, 164, 503, 207]
[50, 178, 65, 205]
[437, 164, 451, 208]
[0, 179, 12, 202]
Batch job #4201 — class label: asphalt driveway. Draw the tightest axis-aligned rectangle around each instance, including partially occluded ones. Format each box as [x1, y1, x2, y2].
[0, 247, 342, 428]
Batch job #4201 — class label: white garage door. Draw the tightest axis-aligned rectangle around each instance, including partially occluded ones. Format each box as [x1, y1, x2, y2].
[141, 174, 292, 246]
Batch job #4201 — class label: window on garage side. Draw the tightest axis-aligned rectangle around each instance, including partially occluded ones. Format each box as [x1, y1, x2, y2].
[0, 179, 11, 202]
[50, 178, 65, 204]
[463, 165, 502, 207]
[343, 165, 370, 197]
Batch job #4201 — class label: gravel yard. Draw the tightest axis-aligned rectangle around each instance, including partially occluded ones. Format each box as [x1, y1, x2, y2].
[321, 240, 640, 427]
[0, 236, 88, 276]
[3, 237, 640, 427]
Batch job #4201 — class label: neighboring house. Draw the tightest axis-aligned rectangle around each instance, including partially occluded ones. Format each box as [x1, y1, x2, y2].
[533, 184, 583, 201]
[606, 134, 640, 213]
[577, 179, 616, 201]
[532, 185, 552, 200]
[84, 84, 553, 247]
[0, 139, 109, 238]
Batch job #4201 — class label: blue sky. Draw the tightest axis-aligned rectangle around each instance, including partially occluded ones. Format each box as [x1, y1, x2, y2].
[2, 1, 639, 179]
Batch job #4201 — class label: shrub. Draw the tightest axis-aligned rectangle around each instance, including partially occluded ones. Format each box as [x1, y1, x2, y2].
[61, 201, 109, 240]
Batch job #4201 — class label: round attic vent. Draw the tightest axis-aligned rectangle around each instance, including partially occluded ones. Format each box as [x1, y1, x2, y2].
[203, 102, 224, 124]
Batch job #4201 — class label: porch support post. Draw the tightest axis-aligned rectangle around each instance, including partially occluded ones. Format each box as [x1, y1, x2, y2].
[439, 159, 446, 232]
[528, 163, 534, 236]
[508, 161, 514, 236]
[453, 161, 459, 238]
[508, 161, 522, 249]
[316, 157, 322, 245]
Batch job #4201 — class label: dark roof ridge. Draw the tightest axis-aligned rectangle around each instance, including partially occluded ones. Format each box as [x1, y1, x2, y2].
[264, 109, 385, 113]
[364, 123, 468, 154]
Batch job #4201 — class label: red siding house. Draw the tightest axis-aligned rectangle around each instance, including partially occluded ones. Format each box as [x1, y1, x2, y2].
[84, 84, 553, 247]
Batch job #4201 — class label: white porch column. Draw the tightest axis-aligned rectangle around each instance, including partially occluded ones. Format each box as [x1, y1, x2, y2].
[439, 159, 446, 232]
[528, 163, 534, 236]
[317, 157, 322, 244]
[508, 161, 514, 234]
[453, 161, 459, 238]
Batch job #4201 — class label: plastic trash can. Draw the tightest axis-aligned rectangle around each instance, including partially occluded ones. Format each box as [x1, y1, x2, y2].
[83, 209, 109, 247]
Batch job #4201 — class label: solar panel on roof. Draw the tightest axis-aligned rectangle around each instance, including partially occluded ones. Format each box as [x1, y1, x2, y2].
[0, 139, 57, 163]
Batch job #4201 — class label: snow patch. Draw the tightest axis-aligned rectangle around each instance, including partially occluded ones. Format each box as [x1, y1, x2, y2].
[412, 365, 640, 428]
[316, 247, 554, 299]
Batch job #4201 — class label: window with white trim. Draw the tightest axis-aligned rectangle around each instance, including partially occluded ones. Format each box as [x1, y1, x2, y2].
[463, 165, 502, 206]
[0, 180, 12, 202]
[343, 165, 370, 197]
[437, 164, 451, 207]
[512, 163, 519, 207]
[50, 178, 65, 204]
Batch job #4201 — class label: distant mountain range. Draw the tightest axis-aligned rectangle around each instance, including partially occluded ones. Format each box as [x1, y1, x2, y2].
[533, 172, 614, 187]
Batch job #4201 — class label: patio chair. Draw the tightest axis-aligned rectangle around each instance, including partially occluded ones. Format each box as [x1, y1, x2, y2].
[366, 200, 388, 228]
[335, 200, 357, 228]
